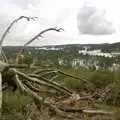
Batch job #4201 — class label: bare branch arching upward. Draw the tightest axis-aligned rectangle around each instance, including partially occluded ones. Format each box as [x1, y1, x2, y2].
[0, 16, 37, 47]
[0, 16, 37, 63]
[24, 27, 64, 47]
[18, 27, 64, 55]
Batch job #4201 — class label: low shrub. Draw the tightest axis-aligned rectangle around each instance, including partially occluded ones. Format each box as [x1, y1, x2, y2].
[2, 91, 32, 119]
[63, 78, 84, 90]
[104, 83, 120, 106]
[89, 71, 114, 88]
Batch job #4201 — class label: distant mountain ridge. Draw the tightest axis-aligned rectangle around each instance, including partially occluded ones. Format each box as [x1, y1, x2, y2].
[3, 42, 120, 53]
[42, 42, 120, 51]
[2, 42, 120, 71]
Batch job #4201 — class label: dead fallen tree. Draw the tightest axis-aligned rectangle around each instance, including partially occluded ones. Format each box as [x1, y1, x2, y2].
[0, 58, 114, 118]
[0, 16, 115, 119]
[0, 60, 114, 118]
[15, 70, 72, 95]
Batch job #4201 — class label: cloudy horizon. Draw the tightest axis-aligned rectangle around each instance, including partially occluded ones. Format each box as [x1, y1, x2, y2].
[0, 0, 120, 46]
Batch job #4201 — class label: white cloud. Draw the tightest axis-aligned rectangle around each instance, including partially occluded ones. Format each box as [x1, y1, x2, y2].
[0, 0, 120, 46]
[77, 5, 115, 35]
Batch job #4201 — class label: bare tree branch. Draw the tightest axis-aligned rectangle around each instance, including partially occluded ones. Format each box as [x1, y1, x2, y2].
[0, 16, 37, 63]
[24, 81, 57, 94]
[23, 27, 64, 47]
[58, 70, 91, 84]
[0, 16, 37, 47]
[33, 69, 55, 74]
[12, 68, 43, 101]
[34, 68, 92, 84]
[16, 27, 64, 64]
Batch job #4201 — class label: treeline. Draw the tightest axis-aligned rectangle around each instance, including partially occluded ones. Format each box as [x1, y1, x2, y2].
[3, 46, 119, 71]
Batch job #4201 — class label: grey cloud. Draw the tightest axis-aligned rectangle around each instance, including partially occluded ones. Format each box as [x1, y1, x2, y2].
[77, 6, 115, 35]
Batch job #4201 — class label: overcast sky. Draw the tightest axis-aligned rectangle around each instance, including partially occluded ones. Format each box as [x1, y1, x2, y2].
[0, 0, 120, 46]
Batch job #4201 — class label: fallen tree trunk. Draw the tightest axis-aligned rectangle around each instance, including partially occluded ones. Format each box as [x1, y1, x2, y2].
[13, 69, 43, 101]
[29, 74, 73, 94]
[24, 81, 57, 94]
[15, 70, 72, 95]
[83, 109, 113, 115]
[33, 69, 55, 74]
[58, 70, 90, 84]
[58, 107, 113, 115]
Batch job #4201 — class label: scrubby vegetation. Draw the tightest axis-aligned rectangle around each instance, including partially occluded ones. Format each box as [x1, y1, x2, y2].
[89, 71, 114, 88]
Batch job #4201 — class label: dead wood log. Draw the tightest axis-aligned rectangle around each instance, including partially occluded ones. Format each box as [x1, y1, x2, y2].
[0, 61, 29, 91]
[24, 81, 57, 94]
[13, 71, 26, 93]
[12, 68, 43, 101]
[0, 60, 29, 72]
[25, 102, 39, 120]
[33, 69, 92, 85]
[50, 105, 74, 119]
[50, 75, 58, 81]
[40, 71, 57, 77]
[82, 109, 113, 115]
[58, 107, 113, 115]
[29, 74, 72, 94]
[33, 69, 54, 74]
[34, 68, 91, 83]
[9, 64, 29, 68]
[30, 70, 58, 80]
[58, 70, 91, 84]
[58, 107, 83, 113]
[15, 70, 71, 95]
